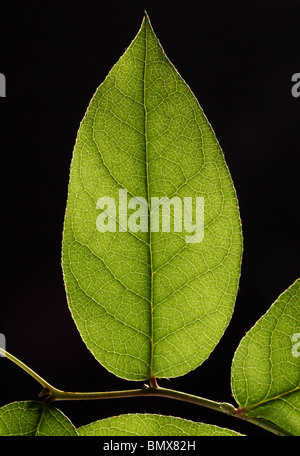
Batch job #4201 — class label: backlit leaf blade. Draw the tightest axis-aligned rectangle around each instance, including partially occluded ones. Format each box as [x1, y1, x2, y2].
[77, 413, 243, 436]
[0, 401, 78, 436]
[231, 279, 300, 436]
[62, 13, 242, 381]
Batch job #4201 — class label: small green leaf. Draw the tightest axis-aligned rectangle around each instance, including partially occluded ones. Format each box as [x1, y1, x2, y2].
[231, 279, 300, 436]
[77, 413, 243, 436]
[0, 401, 78, 436]
[62, 13, 242, 381]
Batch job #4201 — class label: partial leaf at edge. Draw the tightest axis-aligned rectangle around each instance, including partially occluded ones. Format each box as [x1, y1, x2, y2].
[0, 401, 78, 436]
[231, 279, 300, 436]
[77, 413, 243, 436]
[62, 13, 243, 381]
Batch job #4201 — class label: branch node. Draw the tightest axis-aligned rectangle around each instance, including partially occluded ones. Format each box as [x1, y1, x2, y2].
[149, 377, 158, 388]
[236, 406, 247, 419]
[38, 388, 49, 398]
[44, 394, 56, 405]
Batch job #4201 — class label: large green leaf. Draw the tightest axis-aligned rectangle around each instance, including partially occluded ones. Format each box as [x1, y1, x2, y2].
[62, 13, 242, 381]
[231, 279, 300, 436]
[0, 401, 77, 436]
[77, 413, 243, 436]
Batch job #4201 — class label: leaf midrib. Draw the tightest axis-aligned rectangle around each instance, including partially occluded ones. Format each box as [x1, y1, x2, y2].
[245, 385, 300, 412]
[34, 403, 46, 436]
[142, 18, 154, 380]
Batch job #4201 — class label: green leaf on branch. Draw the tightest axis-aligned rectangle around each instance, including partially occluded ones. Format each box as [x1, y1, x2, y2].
[0, 401, 78, 436]
[62, 13, 242, 381]
[231, 279, 300, 436]
[77, 413, 243, 436]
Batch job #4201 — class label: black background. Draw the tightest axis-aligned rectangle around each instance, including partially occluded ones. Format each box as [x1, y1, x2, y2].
[0, 0, 299, 438]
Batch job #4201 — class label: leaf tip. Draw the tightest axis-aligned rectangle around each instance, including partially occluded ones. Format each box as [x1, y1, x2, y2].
[143, 10, 152, 28]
